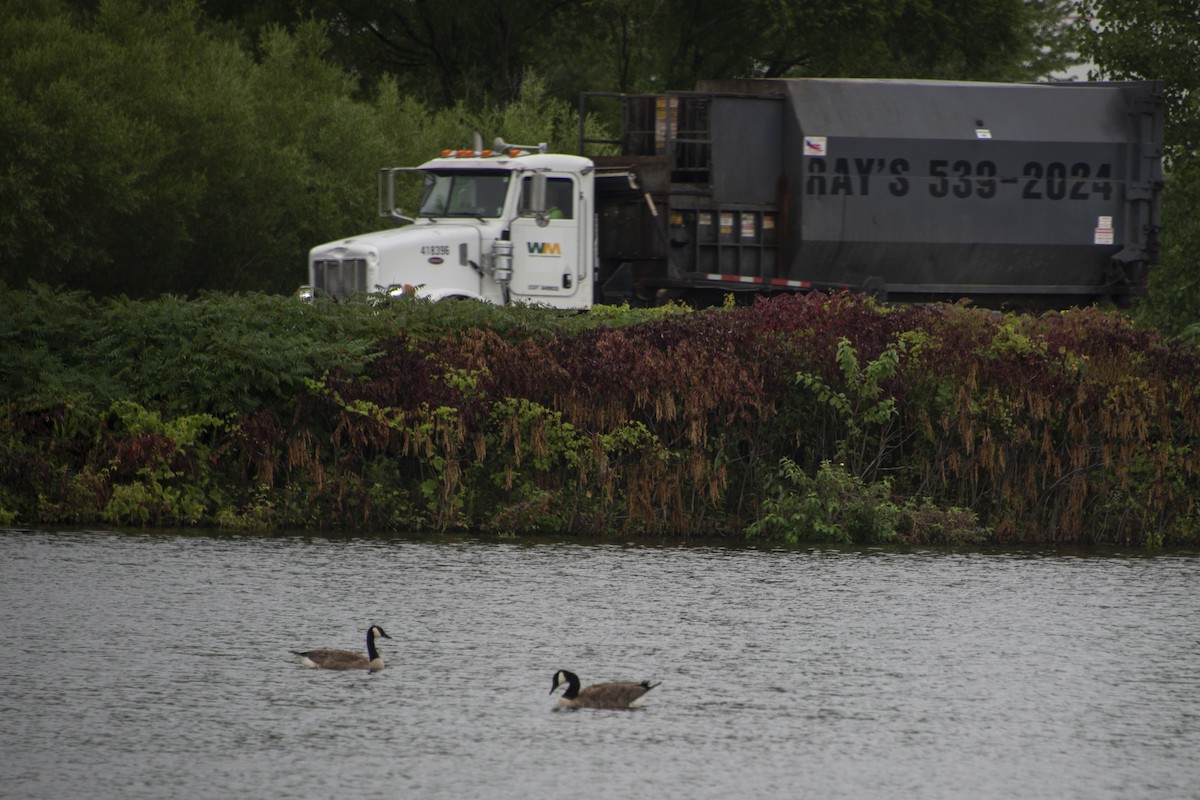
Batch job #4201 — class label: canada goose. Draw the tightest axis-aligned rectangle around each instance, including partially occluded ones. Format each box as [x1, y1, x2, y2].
[550, 669, 660, 709]
[290, 625, 392, 671]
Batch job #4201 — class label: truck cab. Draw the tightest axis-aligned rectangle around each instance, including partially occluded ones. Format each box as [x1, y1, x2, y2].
[306, 144, 595, 309]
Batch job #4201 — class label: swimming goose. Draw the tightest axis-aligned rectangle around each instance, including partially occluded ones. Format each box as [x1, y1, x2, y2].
[290, 625, 392, 671]
[550, 669, 660, 709]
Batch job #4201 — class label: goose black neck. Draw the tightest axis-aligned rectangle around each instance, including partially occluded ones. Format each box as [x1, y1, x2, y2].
[561, 671, 581, 699]
[366, 629, 379, 661]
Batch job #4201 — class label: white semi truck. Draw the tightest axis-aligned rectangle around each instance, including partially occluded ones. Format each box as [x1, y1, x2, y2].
[307, 79, 1162, 309]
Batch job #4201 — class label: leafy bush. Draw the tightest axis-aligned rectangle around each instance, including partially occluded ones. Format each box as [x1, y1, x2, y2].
[746, 458, 900, 545]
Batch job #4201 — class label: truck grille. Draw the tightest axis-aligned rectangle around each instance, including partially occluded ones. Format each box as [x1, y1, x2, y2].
[311, 258, 368, 300]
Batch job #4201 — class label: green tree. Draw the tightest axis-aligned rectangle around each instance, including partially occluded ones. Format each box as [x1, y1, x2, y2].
[0, 0, 393, 296]
[1074, 1, 1200, 336]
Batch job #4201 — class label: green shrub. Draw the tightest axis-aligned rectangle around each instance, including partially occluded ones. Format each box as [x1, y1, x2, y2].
[746, 458, 901, 545]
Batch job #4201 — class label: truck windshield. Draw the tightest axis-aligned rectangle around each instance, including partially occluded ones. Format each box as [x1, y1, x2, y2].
[418, 171, 510, 218]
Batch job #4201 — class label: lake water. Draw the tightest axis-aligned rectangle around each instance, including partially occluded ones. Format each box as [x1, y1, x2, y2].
[1, 528, 1198, 799]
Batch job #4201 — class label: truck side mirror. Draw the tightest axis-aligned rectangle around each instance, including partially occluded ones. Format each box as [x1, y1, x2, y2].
[377, 168, 415, 224]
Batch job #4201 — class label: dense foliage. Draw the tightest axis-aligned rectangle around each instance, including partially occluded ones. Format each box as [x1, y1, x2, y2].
[2, 288, 1197, 546]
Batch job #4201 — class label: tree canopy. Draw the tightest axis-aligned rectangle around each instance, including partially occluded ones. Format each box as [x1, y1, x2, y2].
[202, 0, 1078, 107]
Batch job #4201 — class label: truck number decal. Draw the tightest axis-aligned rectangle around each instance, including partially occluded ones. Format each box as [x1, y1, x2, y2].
[928, 160, 997, 199]
[806, 158, 1114, 201]
[1022, 162, 1113, 202]
[421, 245, 450, 256]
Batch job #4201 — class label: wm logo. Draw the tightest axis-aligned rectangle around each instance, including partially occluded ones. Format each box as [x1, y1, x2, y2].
[526, 242, 562, 255]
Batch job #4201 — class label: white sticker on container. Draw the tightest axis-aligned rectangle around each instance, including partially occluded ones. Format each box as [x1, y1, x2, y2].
[741, 214, 755, 240]
[975, 128, 992, 139]
[720, 213, 733, 236]
[803, 136, 827, 156]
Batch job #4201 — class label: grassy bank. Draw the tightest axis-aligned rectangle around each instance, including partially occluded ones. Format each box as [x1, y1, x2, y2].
[2, 285, 1198, 547]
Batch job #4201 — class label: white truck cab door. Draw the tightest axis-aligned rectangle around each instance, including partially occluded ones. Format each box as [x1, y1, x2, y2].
[508, 175, 583, 305]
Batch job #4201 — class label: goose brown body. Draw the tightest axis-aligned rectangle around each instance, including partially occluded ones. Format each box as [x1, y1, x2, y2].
[291, 625, 391, 671]
[550, 669, 660, 709]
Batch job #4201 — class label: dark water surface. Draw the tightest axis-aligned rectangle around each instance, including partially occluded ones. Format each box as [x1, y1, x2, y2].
[1, 529, 1197, 799]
